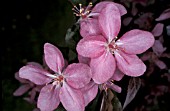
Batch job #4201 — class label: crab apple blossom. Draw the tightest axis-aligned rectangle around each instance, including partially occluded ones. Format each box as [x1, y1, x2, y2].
[78, 56, 124, 106]
[13, 71, 42, 102]
[80, 67, 125, 107]
[72, 1, 127, 38]
[77, 3, 155, 84]
[102, 68, 125, 93]
[13, 62, 45, 105]
[19, 43, 92, 111]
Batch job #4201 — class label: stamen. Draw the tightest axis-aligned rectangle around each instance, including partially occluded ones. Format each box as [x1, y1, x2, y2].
[85, 2, 93, 12]
[106, 36, 121, 54]
[72, 2, 93, 19]
[111, 80, 114, 83]
[74, 5, 80, 12]
[79, 4, 83, 13]
[72, 8, 80, 14]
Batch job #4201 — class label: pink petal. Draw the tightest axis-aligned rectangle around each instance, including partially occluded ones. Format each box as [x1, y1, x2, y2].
[156, 8, 170, 21]
[76, 35, 106, 58]
[115, 51, 146, 77]
[91, 2, 111, 14]
[114, 2, 127, 16]
[19, 65, 51, 85]
[29, 89, 36, 101]
[15, 72, 28, 83]
[59, 82, 85, 111]
[34, 85, 43, 92]
[78, 54, 90, 65]
[123, 17, 133, 26]
[92, 1, 127, 16]
[131, 3, 138, 16]
[23, 97, 35, 104]
[154, 59, 167, 69]
[13, 84, 31, 96]
[152, 40, 166, 56]
[159, 35, 164, 44]
[99, 4, 121, 42]
[64, 63, 92, 89]
[80, 19, 101, 38]
[161, 53, 170, 58]
[106, 82, 122, 93]
[152, 23, 164, 37]
[38, 85, 60, 111]
[116, 29, 155, 54]
[27, 62, 43, 69]
[81, 81, 98, 106]
[90, 51, 116, 84]
[44, 43, 65, 73]
[111, 68, 124, 81]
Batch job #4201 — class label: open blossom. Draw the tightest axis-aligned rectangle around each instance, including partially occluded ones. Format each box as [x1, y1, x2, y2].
[13, 72, 35, 97]
[102, 68, 124, 93]
[13, 71, 42, 103]
[13, 62, 44, 104]
[77, 3, 155, 84]
[79, 58, 124, 106]
[19, 43, 92, 111]
[73, 1, 127, 38]
[80, 68, 124, 106]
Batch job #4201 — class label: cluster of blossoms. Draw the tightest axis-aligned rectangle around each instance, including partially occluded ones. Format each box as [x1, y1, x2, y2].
[14, 1, 155, 111]
[118, 0, 170, 110]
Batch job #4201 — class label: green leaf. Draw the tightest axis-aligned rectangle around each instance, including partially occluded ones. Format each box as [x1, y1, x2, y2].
[68, 49, 77, 61]
[55, 104, 66, 111]
[100, 89, 123, 111]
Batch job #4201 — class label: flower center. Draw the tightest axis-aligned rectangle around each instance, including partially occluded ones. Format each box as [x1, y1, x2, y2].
[101, 80, 115, 91]
[107, 37, 119, 54]
[72, 2, 93, 19]
[53, 75, 64, 83]
[48, 74, 64, 87]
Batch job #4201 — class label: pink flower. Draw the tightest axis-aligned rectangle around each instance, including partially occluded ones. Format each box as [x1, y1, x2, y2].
[13, 62, 44, 104]
[151, 23, 164, 37]
[13, 72, 35, 97]
[103, 68, 124, 93]
[77, 4, 155, 84]
[81, 81, 98, 106]
[80, 68, 124, 106]
[155, 8, 170, 21]
[78, 56, 124, 106]
[73, 1, 127, 38]
[19, 43, 92, 111]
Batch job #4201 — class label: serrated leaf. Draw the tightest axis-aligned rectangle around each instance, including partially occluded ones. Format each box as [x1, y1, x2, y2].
[123, 77, 141, 110]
